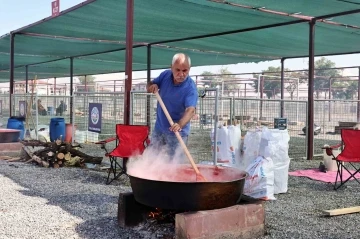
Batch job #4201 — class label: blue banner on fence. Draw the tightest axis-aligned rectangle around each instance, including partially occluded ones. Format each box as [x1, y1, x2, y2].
[88, 103, 102, 133]
[19, 101, 26, 117]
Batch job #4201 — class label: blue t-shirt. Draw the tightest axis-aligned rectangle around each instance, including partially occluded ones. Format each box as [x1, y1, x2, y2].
[152, 69, 198, 136]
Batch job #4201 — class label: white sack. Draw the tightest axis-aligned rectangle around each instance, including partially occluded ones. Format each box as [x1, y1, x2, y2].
[243, 156, 275, 200]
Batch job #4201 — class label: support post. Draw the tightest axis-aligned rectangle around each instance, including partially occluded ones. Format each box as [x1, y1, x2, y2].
[9, 33, 15, 117]
[259, 73, 264, 120]
[280, 58, 285, 117]
[25, 65, 29, 94]
[146, 44, 151, 128]
[84, 75, 87, 92]
[358, 67, 360, 122]
[123, 0, 135, 173]
[70, 57, 74, 124]
[329, 78, 332, 122]
[124, 0, 134, 126]
[307, 19, 316, 160]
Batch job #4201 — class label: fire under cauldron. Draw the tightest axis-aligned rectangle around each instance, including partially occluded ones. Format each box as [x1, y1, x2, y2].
[128, 164, 247, 211]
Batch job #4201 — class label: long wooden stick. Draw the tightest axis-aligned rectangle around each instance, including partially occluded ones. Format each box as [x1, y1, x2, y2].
[155, 92, 205, 179]
[323, 206, 360, 216]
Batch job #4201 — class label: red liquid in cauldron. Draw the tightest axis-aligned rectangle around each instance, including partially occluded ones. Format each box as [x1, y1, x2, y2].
[140, 164, 246, 183]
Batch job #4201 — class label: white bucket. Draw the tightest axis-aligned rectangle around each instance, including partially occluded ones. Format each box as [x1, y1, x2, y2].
[74, 130, 86, 143]
[323, 149, 341, 171]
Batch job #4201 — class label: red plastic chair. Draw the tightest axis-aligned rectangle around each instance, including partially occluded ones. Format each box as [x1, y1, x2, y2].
[96, 124, 150, 184]
[325, 129, 360, 190]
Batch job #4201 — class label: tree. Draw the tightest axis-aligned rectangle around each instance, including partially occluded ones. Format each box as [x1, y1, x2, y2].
[200, 68, 239, 95]
[332, 80, 357, 100]
[217, 67, 239, 95]
[200, 71, 217, 88]
[311, 57, 341, 99]
[252, 67, 305, 99]
[77, 75, 96, 92]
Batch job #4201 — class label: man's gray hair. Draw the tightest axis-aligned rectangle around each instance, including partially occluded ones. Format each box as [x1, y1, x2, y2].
[172, 53, 191, 67]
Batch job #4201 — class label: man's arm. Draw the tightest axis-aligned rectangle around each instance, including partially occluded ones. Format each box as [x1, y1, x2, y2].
[170, 106, 195, 132]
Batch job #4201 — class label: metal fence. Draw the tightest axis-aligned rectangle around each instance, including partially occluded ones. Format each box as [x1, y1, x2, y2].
[5, 92, 360, 159]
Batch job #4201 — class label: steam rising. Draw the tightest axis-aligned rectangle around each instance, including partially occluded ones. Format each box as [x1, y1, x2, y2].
[127, 145, 190, 182]
[127, 145, 247, 182]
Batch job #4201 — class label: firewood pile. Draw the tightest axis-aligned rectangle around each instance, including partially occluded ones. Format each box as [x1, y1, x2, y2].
[19, 139, 103, 168]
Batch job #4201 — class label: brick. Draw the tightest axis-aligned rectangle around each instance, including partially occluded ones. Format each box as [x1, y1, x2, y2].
[117, 192, 154, 227]
[0, 142, 22, 151]
[175, 202, 265, 239]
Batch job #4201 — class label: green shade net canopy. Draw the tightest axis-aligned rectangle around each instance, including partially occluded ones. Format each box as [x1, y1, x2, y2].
[0, 0, 360, 82]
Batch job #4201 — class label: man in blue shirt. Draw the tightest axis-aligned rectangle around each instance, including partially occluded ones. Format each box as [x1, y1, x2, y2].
[147, 53, 198, 158]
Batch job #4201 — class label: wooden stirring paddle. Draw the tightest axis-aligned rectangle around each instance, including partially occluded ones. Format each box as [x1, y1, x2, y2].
[155, 92, 207, 182]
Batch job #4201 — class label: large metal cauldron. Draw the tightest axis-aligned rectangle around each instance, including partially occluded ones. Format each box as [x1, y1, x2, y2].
[128, 164, 247, 211]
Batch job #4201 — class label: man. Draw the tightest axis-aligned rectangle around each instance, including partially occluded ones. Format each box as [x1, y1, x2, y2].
[147, 53, 198, 157]
[56, 100, 67, 116]
[33, 99, 47, 116]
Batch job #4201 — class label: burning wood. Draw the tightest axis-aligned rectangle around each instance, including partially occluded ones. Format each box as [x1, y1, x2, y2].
[147, 208, 179, 224]
[20, 139, 102, 168]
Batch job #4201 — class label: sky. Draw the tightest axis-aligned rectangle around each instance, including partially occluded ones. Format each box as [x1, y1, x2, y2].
[1, 0, 360, 85]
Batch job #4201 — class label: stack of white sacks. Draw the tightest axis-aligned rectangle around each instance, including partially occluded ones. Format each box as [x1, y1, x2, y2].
[210, 125, 290, 200]
[210, 124, 242, 165]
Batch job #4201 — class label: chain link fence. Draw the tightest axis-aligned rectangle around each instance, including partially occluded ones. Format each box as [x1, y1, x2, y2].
[4, 92, 360, 159]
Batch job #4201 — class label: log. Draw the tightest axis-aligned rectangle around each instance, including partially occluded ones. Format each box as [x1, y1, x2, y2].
[0, 156, 13, 160]
[32, 155, 49, 168]
[19, 139, 101, 166]
[6, 157, 21, 162]
[60, 148, 102, 164]
[57, 153, 65, 160]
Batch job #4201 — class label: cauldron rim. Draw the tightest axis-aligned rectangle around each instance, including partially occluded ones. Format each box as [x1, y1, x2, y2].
[127, 164, 248, 184]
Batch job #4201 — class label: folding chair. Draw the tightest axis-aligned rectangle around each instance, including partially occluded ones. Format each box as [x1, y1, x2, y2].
[96, 124, 150, 184]
[324, 129, 360, 190]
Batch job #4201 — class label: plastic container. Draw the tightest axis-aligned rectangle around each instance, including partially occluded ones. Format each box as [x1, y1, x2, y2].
[47, 107, 55, 116]
[7, 117, 25, 140]
[200, 114, 212, 125]
[74, 130, 86, 143]
[86, 131, 99, 143]
[323, 149, 341, 171]
[64, 123, 77, 143]
[50, 118, 65, 142]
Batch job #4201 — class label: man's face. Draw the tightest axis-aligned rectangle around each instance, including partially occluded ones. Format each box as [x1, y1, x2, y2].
[171, 60, 190, 84]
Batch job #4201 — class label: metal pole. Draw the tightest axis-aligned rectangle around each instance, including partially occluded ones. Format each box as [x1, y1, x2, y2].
[296, 78, 299, 122]
[84, 75, 87, 92]
[259, 73, 264, 120]
[25, 65, 29, 94]
[329, 78, 332, 122]
[357, 67, 360, 122]
[9, 33, 15, 117]
[214, 88, 219, 165]
[221, 80, 224, 119]
[230, 97, 233, 125]
[123, 0, 135, 173]
[53, 77, 57, 110]
[280, 58, 285, 117]
[70, 57, 74, 124]
[146, 44, 151, 128]
[307, 19, 316, 161]
[257, 74, 261, 120]
[244, 83, 247, 97]
[124, 0, 134, 126]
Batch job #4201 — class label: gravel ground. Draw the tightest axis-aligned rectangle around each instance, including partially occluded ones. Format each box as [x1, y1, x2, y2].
[0, 143, 359, 239]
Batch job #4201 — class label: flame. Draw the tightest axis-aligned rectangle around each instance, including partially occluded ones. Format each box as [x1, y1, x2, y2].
[148, 208, 162, 219]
